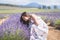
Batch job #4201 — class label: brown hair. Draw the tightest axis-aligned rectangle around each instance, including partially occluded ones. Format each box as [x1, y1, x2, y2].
[20, 12, 31, 27]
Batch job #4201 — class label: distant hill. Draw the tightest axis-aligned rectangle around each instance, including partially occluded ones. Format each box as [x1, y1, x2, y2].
[0, 3, 41, 8]
[24, 2, 41, 8]
[0, 3, 60, 9]
[0, 3, 21, 7]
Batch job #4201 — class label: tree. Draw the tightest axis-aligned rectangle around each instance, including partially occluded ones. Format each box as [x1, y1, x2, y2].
[54, 5, 57, 9]
[47, 6, 51, 9]
[38, 6, 41, 9]
[42, 5, 46, 9]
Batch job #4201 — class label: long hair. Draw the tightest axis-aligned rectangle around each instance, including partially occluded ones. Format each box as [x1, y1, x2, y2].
[20, 12, 31, 27]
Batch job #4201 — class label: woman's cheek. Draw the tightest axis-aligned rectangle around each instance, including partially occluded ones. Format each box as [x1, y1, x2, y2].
[25, 17, 29, 20]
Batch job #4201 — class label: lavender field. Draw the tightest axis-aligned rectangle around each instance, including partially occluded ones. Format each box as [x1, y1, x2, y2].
[0, 14, 30, 40]
[0, 12, 60, 22]
[0, 12, 60, 40]
[0, 12, 60, 27]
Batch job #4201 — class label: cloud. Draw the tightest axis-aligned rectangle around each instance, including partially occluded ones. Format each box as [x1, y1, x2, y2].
[30, 0, 60, 5]
[0, 0, 31, 5]
[0, 0, 60, 5]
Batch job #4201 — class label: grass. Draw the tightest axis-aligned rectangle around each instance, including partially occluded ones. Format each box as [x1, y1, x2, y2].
[0, 29, 28, 40]
[55, 19, 60, 29]
[0, 6, 60, 14]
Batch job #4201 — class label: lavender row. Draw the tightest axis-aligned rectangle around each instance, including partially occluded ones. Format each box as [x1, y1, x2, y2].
[0, 14, 30, 39]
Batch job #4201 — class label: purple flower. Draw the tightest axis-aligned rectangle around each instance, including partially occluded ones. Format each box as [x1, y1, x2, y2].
[0, 14, 30, 39]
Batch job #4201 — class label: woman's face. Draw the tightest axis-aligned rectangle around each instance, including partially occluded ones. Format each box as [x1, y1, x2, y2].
[22, 15, 30, 21]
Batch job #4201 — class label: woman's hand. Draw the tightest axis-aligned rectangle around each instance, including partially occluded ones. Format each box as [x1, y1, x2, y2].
[30, 14, 39, 26]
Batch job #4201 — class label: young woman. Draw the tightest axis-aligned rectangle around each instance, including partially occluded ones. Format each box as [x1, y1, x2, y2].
[20, 12, 39, 40]
[20, 12, 48, 40]
[0, 12, 48, 40]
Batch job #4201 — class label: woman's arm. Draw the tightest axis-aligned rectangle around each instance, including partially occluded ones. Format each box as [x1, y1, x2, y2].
[30, 14, 39, 26]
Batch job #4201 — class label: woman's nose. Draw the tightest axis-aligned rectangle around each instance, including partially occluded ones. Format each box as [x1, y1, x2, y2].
[25, 17, 29, 20]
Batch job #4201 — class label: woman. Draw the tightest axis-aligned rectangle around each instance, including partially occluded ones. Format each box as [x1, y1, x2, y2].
[20, 12, 39, 40]
[0, 12, 48, 40]
[20, 12, 48, 40]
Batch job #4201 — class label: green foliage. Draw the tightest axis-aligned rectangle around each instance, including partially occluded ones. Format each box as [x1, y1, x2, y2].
[0, 6, 60, 14]
[55, 19, 60, 25]
[0, 29, 29, 40]
[55, 19, 60, 29]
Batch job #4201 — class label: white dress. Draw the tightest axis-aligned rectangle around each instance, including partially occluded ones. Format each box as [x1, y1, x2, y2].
[30, 14, 48, 40]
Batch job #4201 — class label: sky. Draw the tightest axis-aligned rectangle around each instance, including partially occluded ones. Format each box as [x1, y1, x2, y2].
[0, 0, 60, 6]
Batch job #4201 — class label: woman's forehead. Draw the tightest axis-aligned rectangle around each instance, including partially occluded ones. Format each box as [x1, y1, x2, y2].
[24, 13, 30, 17]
